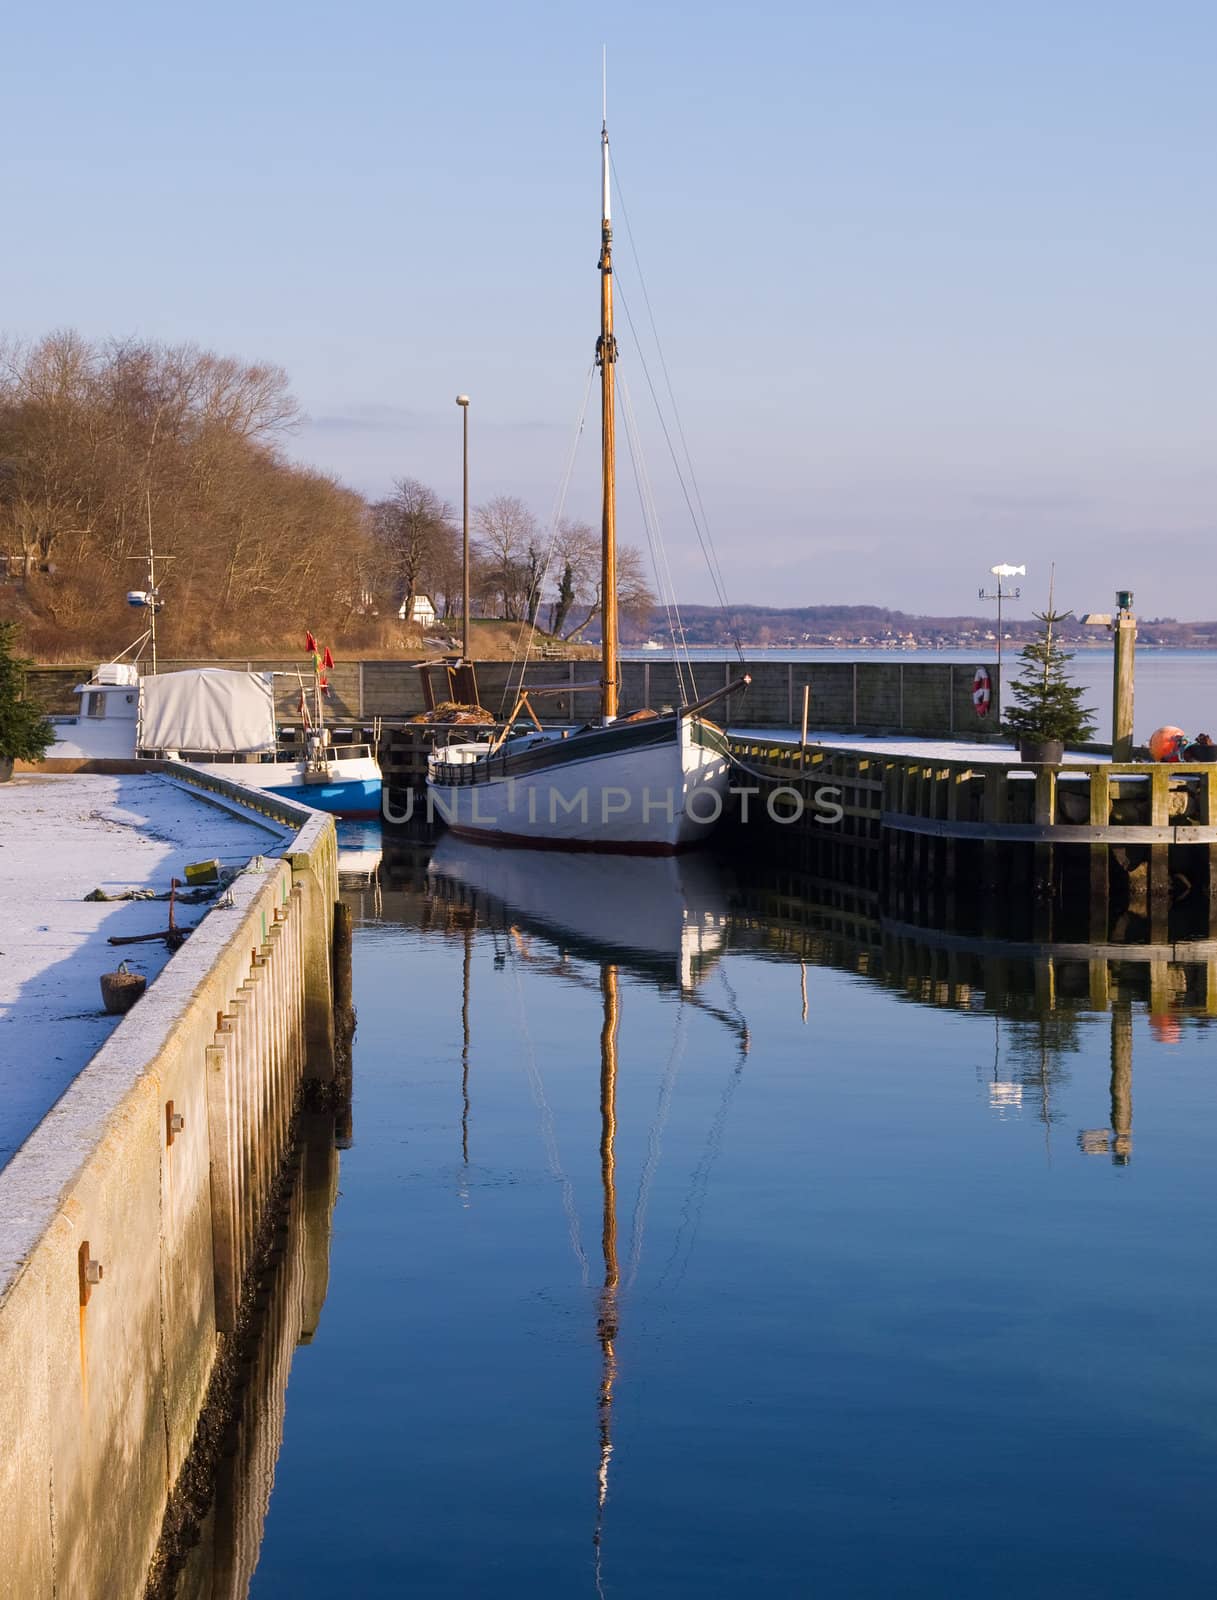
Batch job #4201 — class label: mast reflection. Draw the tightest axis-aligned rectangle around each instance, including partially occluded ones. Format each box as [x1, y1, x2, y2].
[594, 964, 620, 1592]
[422, 838, 739, 1595]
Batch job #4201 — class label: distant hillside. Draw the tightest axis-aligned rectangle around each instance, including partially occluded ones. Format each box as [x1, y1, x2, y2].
[618, 604, 1217, 649]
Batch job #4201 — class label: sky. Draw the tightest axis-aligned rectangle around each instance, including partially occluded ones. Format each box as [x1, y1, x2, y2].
[2, 1, 1214, 618]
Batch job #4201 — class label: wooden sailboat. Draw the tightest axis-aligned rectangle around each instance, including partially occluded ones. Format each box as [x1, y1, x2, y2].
[426, 114, 745, 853]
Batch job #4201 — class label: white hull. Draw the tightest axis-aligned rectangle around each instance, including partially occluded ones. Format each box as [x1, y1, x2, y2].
[426, 715, 731, 853]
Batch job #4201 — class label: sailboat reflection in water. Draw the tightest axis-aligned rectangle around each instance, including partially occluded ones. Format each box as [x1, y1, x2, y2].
[427, 837, 749, 1590]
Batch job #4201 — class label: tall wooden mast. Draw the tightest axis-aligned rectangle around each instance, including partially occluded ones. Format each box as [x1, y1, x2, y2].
[597, 118, 619, 722]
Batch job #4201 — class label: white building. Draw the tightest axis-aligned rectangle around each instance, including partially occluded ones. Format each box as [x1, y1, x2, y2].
[398, 594, 437, 627]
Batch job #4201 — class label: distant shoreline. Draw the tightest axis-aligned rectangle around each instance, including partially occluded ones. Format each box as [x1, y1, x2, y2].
[620, 643, 1217, 656]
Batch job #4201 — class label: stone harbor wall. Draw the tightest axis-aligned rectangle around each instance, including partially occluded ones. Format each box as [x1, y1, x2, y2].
[28, 658, 1001, 739]
[0, 774, 338, 1600]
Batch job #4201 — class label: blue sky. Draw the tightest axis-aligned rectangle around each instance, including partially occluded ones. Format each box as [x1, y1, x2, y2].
[3, 1, 1214, 616]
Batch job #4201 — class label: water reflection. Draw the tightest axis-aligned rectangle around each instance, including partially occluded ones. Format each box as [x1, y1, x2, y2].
[426, 836, 730, 993]
[233, 831, 1216, 1598]
[421, 838, 748, 1587]
[386, 830, 1217, 1181]
[167, 1114, 340, 1600]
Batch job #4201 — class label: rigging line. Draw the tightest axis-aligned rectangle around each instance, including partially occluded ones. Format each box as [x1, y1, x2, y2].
[508, 942, 591, 1284]
[616, 372, 692, 703]
[611, 161, 737, 630]
[726, 748, 836, 791]
[609, 154, 722, 572]
[617, 369, 699, 700]
[655, 971, 751, 1299]
[500, 362, 597, 715]
[615, 369, 686, 700]
[624, 1003, 688, 1290]
[614, 276, 742, 663]
[617, 374, 694, 707]
[610, 166, 743, 660]
[654, 1053, 747, 1299]
[500, 361, 594, 714]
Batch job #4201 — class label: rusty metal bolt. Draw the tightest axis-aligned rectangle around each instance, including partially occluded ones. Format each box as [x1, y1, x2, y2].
[79, 1241, 104, 1306]
[166, 1100, 186, 1145]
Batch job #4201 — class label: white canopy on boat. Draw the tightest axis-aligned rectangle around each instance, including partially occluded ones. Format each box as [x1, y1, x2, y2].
[138, 669, 276, 754]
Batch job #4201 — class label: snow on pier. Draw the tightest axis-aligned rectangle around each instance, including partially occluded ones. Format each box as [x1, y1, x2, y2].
[0, 772, 291, 1169]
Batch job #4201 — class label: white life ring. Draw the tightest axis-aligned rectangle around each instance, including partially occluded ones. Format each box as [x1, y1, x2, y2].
[972, 667, 992, 717]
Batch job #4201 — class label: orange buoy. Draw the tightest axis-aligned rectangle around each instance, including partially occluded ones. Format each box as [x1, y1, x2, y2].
[1148, 726, 1187, 762]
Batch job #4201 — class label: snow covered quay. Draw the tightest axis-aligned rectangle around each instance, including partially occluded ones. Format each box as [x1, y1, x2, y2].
[0, 767, 340, 1599]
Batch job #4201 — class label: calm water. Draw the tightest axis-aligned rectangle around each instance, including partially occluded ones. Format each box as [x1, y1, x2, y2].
[195, 831, 1214, 1598]
[632, 647, 1217, 742]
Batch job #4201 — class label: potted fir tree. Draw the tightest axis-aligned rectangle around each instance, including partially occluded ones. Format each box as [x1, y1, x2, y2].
[0, 622, 55, 780]
[1003, 600, 1096, 764]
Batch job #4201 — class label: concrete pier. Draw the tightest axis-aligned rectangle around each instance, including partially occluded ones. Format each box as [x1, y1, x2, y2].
[0, 768, 338, 1600]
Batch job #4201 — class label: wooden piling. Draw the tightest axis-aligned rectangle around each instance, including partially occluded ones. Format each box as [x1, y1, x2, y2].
[205, 1031, 239, 1333]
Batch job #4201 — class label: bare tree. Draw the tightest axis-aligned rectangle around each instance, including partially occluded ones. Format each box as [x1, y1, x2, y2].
[548, 510, 656, 643]
[369, 478, 455, 625]
[0, 331, 371, 657]
[474, 495, 538, 620]
[563, 541, 655, 641]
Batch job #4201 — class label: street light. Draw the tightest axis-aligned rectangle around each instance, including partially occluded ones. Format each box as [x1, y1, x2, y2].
[978, 562, 1026, 681]
[456, 396, 470, 661]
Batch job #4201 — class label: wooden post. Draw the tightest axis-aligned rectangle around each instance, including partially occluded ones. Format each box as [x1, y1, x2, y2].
[226, 993, 252, 1288]
[1112, 614, 1137, 762]
[1032, 767, 1057, 940]
[289, 857, 336, 1082]
[1200, 769, 1217, 938]
[1110, 1004, 1133, 1165]
[981, 768, 1007, 935]
[943, 769, 962, 923]
[272, 923, 292, 1156]
[1087, 957, 1111, 1012]
[1149, 766, 1171, 942]
[205, 1031, 238, 1333]
[1088, 766, 1111, 942]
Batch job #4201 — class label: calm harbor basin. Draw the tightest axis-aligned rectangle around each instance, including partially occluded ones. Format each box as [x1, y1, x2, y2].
[230, 830, 1214, 1599]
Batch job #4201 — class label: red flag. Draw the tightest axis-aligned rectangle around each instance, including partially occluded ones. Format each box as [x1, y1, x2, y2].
[305, 630, 317, 653]
[322, 646, 334, 669]
[319, 674, 330, 693]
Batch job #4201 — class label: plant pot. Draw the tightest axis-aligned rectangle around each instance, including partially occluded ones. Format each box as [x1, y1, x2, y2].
[1018, 738, 1064, 765]
[0, 757, 13, 783]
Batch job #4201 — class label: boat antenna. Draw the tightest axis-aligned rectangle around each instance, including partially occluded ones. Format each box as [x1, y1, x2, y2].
[597, 84, 619, 722]
[125, 486, 172, 671]
[146, 490, 157, 675]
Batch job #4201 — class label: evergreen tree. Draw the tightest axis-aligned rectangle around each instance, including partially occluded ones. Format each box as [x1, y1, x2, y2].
[0, 622, 55, 766]
[1003, 606, 1096, 746]
[551, 560, 577, 637]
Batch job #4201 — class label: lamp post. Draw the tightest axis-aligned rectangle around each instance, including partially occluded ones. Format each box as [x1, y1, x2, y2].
[979, 562, 1026, 687]
[456, 395, 470, 662]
